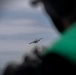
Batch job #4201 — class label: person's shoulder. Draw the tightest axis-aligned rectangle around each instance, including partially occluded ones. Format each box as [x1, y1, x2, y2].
[44, 22, 76, 64]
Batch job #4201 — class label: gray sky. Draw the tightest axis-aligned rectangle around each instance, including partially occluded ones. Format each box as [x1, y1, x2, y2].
[0, 0, 60, 68]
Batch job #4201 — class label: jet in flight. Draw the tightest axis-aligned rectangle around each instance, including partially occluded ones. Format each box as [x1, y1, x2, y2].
[29, 38, 43, 44]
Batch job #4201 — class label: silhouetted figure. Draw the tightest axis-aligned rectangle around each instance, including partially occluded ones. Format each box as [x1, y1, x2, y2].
[31, 0, 76, 74]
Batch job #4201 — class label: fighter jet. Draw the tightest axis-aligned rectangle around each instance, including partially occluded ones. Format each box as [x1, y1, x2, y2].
[29, 38, 43, 44]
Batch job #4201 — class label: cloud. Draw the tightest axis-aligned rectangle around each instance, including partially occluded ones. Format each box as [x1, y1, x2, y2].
[0, 18, 55, 35]
[0, 19, 45, 27]
[0, 24, 53, 35]
[1, 0, 42, 13]
[0, 0, 52, 26]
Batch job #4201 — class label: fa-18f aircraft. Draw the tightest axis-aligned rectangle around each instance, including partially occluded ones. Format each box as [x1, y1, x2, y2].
[29, 38, 43, 44]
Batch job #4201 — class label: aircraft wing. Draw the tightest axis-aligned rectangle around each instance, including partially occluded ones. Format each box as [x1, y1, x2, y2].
[29, 41, 34, 44]
[38, 38, 43, 41]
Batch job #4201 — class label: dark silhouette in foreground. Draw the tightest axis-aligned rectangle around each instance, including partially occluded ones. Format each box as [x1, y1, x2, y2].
[3, 46, 46, 75]
[30, 0, 76, 74]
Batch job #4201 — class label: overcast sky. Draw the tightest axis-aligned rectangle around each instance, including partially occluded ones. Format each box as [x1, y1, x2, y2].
[0, 0, 60, 68]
